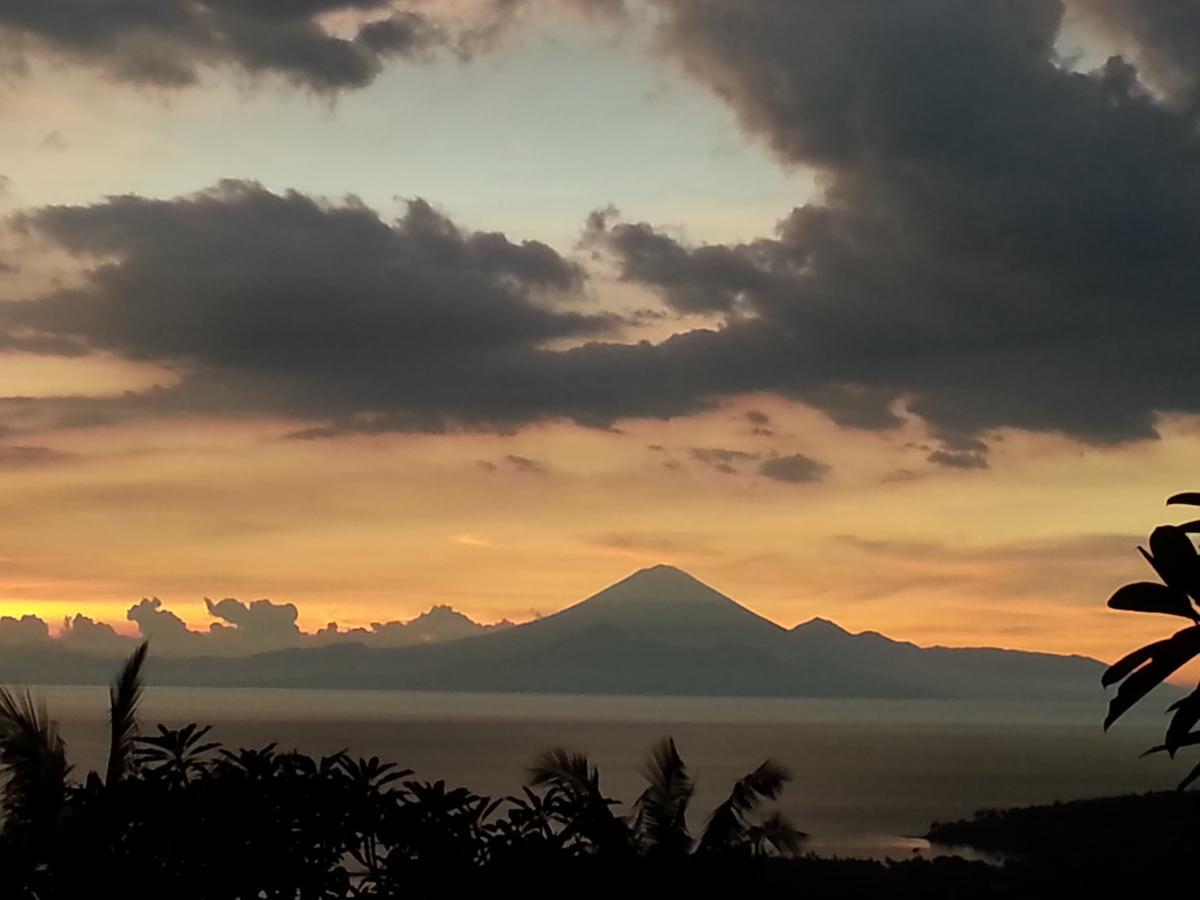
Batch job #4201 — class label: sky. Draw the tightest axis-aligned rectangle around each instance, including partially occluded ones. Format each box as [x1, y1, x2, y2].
[2, 0, 1200, 665]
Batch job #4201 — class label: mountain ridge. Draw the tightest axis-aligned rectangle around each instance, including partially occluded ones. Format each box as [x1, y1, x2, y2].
[0, 565, 1117, 701]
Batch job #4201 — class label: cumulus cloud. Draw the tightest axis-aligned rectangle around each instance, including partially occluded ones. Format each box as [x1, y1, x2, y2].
[127, 597, 202, 653]
[204, 597, 303, 651]
[582, 0, 1200, 454]
[0, 614, 50, 646]
[314, 604, 513, 646]
[58, 614, 133, 656]
[0, 596, 509, 658]
[1, 180, 618, 435]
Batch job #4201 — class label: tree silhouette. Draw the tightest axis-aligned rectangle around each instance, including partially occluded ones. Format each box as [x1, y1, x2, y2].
[1104, 492, 1200, 787]
[696, 758, 803, 857]
[0, 647, 806, 897]
[632, 737, 694, 857]
[105, 641, 147, 786]
[0, 686, 68, 849]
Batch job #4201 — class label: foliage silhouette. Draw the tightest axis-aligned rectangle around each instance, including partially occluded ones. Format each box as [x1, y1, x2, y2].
[105, 640, 147, 786]
[0, 646, 805, 898]
[1104, 492, 1200, 787]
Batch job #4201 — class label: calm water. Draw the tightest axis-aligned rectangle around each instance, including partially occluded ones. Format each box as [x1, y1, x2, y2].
[31, 687, 1180, 860]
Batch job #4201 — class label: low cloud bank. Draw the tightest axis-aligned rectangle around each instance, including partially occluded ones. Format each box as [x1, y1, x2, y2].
[0, 598, 513, 658]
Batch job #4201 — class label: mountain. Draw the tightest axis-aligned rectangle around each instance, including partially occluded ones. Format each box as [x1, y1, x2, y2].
[0, 565, 1112, 700]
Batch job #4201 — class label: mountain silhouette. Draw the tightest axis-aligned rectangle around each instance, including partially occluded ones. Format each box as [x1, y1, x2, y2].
[485, 564, 787, 648]
[0, 565, 1112, 699]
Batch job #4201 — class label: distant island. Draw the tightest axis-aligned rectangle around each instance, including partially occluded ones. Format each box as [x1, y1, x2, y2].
[0, 566, 1110, 700]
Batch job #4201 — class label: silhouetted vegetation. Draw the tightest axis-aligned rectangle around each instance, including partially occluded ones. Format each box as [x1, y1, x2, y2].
[0, 645, 808, 898]
[1103, 492, 1200, 786]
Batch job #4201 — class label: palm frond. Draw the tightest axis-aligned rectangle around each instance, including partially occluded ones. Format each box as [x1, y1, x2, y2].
[747, 810, 807, 857]
[0, 685, 69, 836]
[633, 737, 694, 855]
[528, 747, 596, 797]
[106, 641, 148, 785]
[697, 758, 791, 856]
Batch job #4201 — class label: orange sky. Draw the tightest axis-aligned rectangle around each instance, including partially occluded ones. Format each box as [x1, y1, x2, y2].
[1, 0, 1197, 675]
[0, 363, 1191, 667]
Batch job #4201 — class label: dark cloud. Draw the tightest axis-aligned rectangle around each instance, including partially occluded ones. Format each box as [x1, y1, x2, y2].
[927, 449, 989, 470]
[1074, 0, 1200, 102]
[3, 180, 623, 435]
[690, 446, 757, 474]
[0, 1, 451, 91]
[7, 2, 1200, 452]
[0, 1, 629, 92]
[758, 453, 828, 484]
[578, 0, 1200, 448]
[582, 209, 766, 315]
[504, 454, 548, 474]
[476, 455, 550, 474]
[744, 409, 774, 436]
[926, 436, 990, 470]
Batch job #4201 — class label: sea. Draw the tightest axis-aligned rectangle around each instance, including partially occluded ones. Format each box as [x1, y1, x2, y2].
[28, 686, 1181, 860]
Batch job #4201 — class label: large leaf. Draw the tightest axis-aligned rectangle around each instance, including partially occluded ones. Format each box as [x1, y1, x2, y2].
[1104, 626, 1200, 729]
[1148, 526, 1200, 600]
[1108, 582, 1196, 619]
[1140, 732, 1200, 757]
[1180, 760, 1200, 791]
[1138, 545, 1169, 584]
[1165, 687, 1200, 756]
[1103, 638, 1168, 687]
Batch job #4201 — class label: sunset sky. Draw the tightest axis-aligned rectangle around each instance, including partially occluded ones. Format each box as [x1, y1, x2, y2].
[2, 0, 1200, 664]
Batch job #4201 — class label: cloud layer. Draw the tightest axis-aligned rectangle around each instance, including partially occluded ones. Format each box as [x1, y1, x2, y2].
[0, 0, 630, 91]
[0, 1, 450, 90]
[4, 1, 1200, 466]
[0, 595, 512, 657]
[583, 0, 1200, 460]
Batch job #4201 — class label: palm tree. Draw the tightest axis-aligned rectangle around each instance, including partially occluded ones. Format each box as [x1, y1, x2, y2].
[134, 723, 221, 786]
[527, 747, 633, 855]
[632, 737, 694, 857]
[696, 758, 800, 857]
[106, 641, 148, 786]
[0, 686, 69, 844]
[527, 740, 805, 860]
